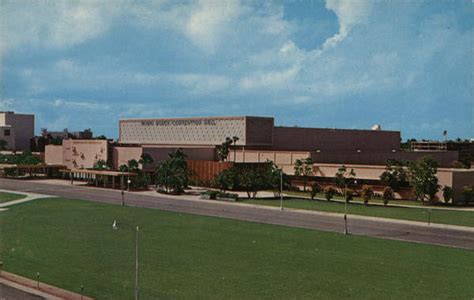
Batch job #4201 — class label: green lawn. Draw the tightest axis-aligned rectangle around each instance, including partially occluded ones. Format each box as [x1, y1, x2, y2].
[1, 198, 473, 299]
[243, 198, 474, 227]
[0, 191, 26, 203]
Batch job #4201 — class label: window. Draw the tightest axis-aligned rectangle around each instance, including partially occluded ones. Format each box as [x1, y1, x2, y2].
[4, 129, 10, 136]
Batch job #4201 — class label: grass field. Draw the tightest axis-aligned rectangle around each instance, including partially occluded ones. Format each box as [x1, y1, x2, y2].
[0, 191, 26, 203]
[243, 198, 474, 227]
[1, 198, 473, 299]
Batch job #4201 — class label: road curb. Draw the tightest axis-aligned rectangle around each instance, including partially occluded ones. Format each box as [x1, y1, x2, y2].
[0, 271, 93, 300]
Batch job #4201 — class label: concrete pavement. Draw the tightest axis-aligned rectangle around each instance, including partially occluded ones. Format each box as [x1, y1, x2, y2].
[1, 178, 473, 250]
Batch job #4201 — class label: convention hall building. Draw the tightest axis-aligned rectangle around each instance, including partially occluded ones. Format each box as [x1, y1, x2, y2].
[46, 115, 473, 201]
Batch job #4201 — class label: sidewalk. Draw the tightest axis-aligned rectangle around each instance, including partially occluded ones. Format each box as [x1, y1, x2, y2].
[0, 189, 56, 210]
[0, 271, 93, 300]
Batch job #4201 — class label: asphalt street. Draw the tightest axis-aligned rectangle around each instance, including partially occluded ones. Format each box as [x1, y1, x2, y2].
[1, 178, 473, 250]
[0, 283, 44, 300]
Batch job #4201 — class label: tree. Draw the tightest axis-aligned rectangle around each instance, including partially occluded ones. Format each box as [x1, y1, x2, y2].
[324, 186, 336, 201]
[335, 165, 356, 200]
[217, 137, 233, 162]
[380, 159, 408, 192]
[238, 167, 267, 199]
[118, 164, 129, 172]
[294, 157, 314, 191]
[128, 159, 140, 172]
[382, 187, 394, 206]
[0, 139, 7, 151]
[93, 159, 107, 170]
[265, 161, 289, 197]
[155, 149, 190, 194]
[361, 185, 374, 206]
[232, 136, 239, 162]
[408, 156, 440, 203]
[310, 182, 322, 200]
[213, 162, 286, 198]
[0, 152, 41, 165]
[442, 186, 453, 204]
[213, 167, 238, 193]
[139, 153, 154, 170]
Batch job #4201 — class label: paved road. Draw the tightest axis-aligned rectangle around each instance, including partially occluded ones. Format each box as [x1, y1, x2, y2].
[1, 178, 474, 250]
[0, 282, 44, 300]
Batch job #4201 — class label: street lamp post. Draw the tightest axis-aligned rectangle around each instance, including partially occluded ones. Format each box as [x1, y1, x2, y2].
[344, 180, 357, 235]
[344, 182, 348, 235]
[127, 161, 131, 192]
[112, 220, 139, 300]
[280, 169, 283, 211]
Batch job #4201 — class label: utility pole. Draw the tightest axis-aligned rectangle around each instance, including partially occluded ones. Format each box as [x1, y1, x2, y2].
[135, 226, 139, 300]
[344, 182, 348, 235]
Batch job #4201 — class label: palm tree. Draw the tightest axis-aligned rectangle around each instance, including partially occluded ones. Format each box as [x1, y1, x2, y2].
[232, 136, 239, 162]
[138, 153, 154, 170]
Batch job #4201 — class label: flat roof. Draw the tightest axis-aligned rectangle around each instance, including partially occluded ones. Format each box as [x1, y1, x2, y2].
[120, 115, 274, 122]
[60, 169, 137, 176]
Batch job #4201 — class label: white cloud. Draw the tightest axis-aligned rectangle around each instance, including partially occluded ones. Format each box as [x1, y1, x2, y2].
[1, 0, 119, 53]
[240, 65, 301, 90]
[185, 0, 242, 52]
[321, 0, 373, 51]
[18, 58, 233, 96]
[171, 73, 232, 94]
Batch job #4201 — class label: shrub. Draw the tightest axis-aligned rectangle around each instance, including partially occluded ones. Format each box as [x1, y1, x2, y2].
[200, 190, 238, 201]
[201, 190, 218, 200]
[345, 189, 354, 203]
[324, 186, 336, 201]
[310, 182, 322, 199]
[442, 186, 453, 204]
[461, 185, 474, 205]
[382, 187, 394, 206]
[361, 185, 374, 206]
[213, 167, 238, 192]
[133, 172, 151, 189]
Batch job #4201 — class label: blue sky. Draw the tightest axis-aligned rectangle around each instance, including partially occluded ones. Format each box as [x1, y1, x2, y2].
[1, 0, 472, 140]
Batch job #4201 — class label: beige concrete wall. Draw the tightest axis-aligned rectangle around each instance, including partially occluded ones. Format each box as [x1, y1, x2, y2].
[309, 150, 458, 167]
[1, 112, 34, 151]
[62, 140, 108, 169]
[113, 146, 143, 170]
[228, 149, 311, 165]
[0, 126, 15, 150]
[45, 145, 64, 165]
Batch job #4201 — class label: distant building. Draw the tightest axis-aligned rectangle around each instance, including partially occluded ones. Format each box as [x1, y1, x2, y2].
[0, 111, 35, 151]
[31, 128, 94, 152]
[41, 128, 93, 140]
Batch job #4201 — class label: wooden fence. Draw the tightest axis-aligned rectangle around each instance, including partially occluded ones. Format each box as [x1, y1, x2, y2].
[187, 160, 234, 184]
